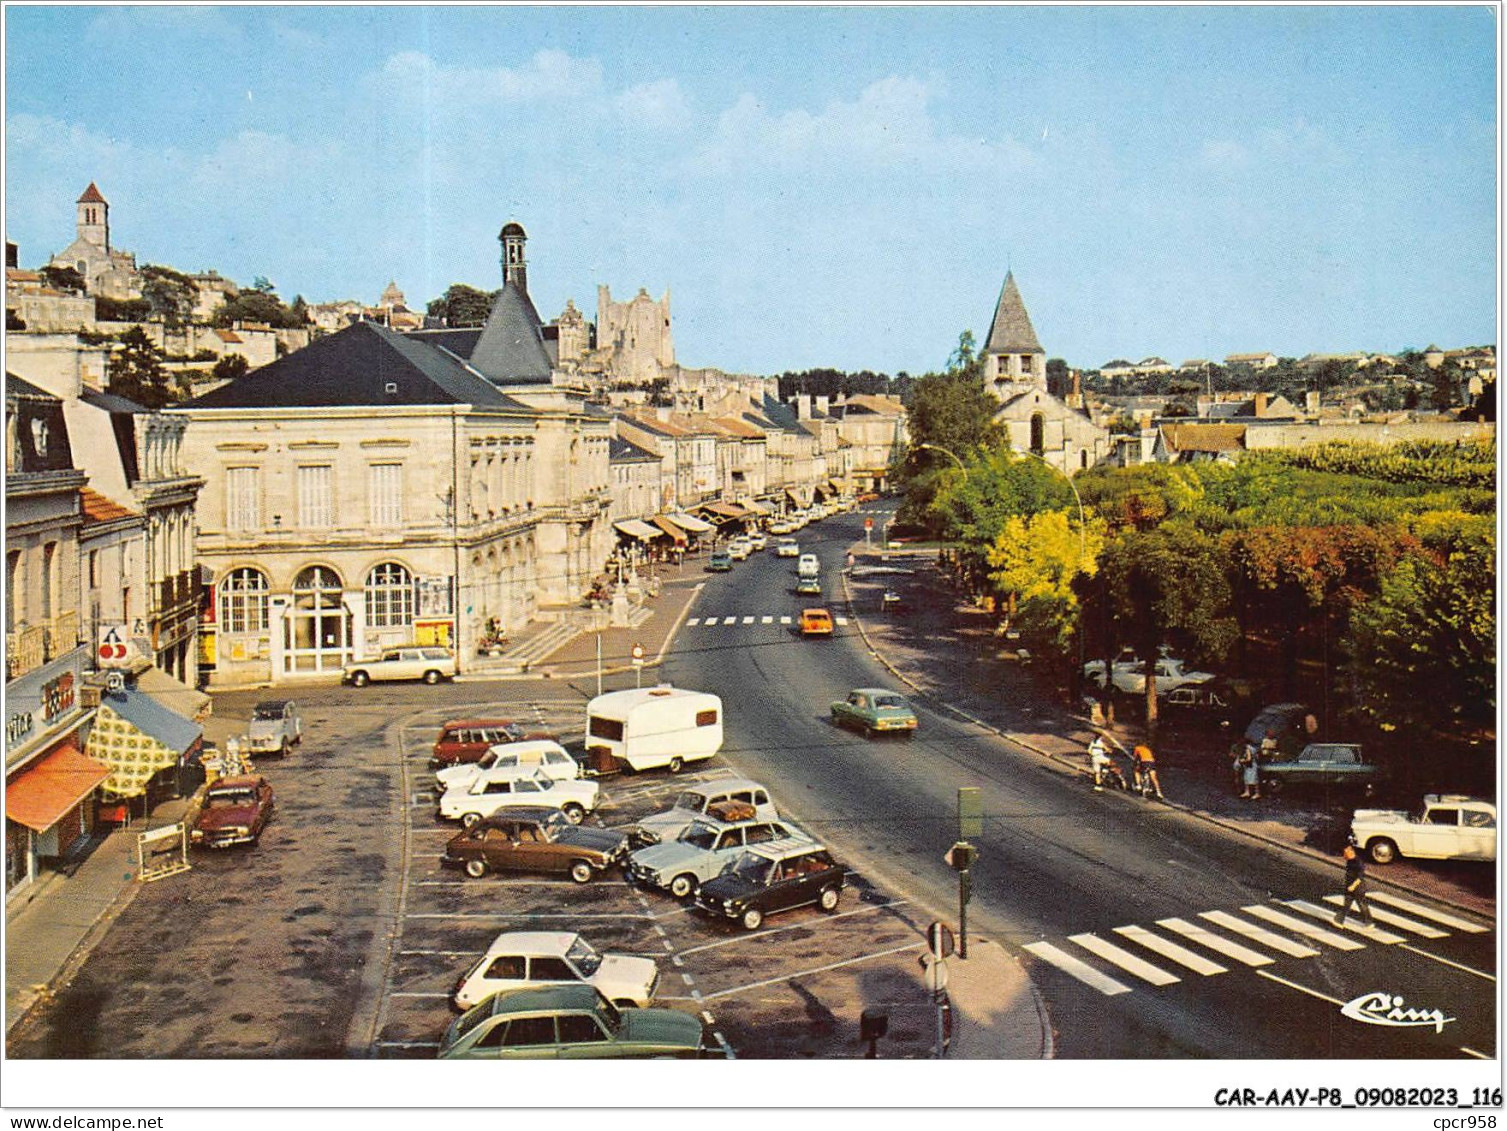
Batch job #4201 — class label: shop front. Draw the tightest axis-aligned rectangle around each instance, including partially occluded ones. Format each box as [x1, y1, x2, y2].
[85, 688, 203, 824]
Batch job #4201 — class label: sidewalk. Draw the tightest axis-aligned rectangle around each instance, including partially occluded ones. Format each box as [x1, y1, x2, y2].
[842, 545, 1495, 919]
[530, 572, 703, 684]
[5, 796, 189, 1037]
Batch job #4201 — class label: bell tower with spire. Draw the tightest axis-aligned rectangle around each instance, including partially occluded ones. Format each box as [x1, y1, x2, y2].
[76, 182, 109, 250]
[980, 271, 1047, 403]
[499, 221, 528, 294]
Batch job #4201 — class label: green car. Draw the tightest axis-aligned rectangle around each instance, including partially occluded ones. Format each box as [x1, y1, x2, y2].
[439, 984, 708, 1059]
[707, 551, 733, 572]
[830, 687, 918, 739]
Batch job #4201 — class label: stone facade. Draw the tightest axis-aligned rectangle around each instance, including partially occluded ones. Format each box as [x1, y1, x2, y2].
[48, 184, 140, 301]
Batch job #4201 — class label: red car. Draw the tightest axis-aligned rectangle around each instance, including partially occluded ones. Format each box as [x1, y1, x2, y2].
[192, 775, 275, 848]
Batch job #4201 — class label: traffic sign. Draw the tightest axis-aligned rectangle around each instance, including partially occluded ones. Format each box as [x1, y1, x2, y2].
[926, 920, 955, 959]
[631, 642, 644, 662]
[97, 624, 131, 667]
[919, 952, 950, 994]
[864, 517, 874, 530]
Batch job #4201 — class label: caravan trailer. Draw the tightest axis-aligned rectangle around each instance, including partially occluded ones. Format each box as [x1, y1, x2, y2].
[584, 686, 724, 775]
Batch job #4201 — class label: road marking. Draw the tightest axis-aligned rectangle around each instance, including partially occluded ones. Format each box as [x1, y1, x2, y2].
[741, 616, 754, 624]
[760, 615, 773, 624]
[1284, 899, 1405, 944]
[1461, 1047, 1491, 1059]
[1023, 941, 1132, 996]
[698, 942, 925, 1001]
[1193, 911, 1314, 959]
[1068, 933, 1180, 986]
[674, 901, 908, 957]
[1113, 925, 1227, 975]
[389, 991, 449, 999]
[1397, 943, 1496, 982]
[1368, 891, 1490, 933]
[414, 879, 580, 887]
[670, 955, 685, 967]
[1318, 895, 1448, 938]
[407, 912, 651, 920]
[377, 1040, 440, 1049]
[686, 618, 700, 626]
[681, 973, 694, 985]
[722, 617, 739, 626]
[1241, 905, 1364, 950]
[400, 949, 483, 957]
[779, 616, 792, 625]
[835, 616, 849, 626]
[1255, 969, 1347, 1006]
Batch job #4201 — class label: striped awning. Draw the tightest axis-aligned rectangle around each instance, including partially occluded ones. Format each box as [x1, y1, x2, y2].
[614, 519, 666, 541]
[665, 512, 716, 534]
[5, 741, 111, 833]
[699, 502, 750, 520]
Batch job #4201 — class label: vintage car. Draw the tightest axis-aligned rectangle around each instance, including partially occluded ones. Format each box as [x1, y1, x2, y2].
[342, 646, 457, 687]
[1260, 742, 1385, 794]
[191, 775, 275, 848]
[633, 779, 779, 845]
[695, 838, 847, 931]
[627, 814, 810, 899]
[1088, 657, 1215, 697]
[245, 700, 302, 757]
[831, 687, 918, 738]
[438, 984, 707, 1060]
[800, 607, 834, 636]
[796, 577, 823, 596]
[707, 551, 733, 572]
[747, 533, 768, 551]
[773, 538, 800, 558]
[727, 537, 753, 561]
[1351, 795, 1497, 865]
[440, 807, 629, 882]
[437, 767, 599, 826]
[452, 931, 660, 1011]
[434, 739, 580, 794]
[429, 719, 527, 768]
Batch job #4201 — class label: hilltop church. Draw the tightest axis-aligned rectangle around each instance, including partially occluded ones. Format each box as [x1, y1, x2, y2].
[982, 272, 1109, 475]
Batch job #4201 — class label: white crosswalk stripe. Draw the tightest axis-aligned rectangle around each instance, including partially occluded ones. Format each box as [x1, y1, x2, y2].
[1241, 904, 1365, 950]
[686, 618, 700, 626]
[1285, 899, 1405, 944]
[741, 616, 754, 624]
[761, 616, 773, 624]
[1195, 911, 1316, 959]
[836, 616, 849, 625]
[1368, 891, 1490, 933]
[722, 617, 739, 625]
[1068, 933, 1180, 986]
[779, 616, 792, 625]
[1319, 895, 1448, 938]
[1024, 941, 1132, 996]
[1114, 925, 1227, 975]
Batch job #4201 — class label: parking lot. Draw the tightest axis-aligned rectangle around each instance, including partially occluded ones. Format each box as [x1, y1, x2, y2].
[371, 709, 943, 1059]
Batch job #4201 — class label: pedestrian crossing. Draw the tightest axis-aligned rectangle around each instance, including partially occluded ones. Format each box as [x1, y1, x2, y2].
[1023, 892, 1488, 997]
[685, 614, 850, 628]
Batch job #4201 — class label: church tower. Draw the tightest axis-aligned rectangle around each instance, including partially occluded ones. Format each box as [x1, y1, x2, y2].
[981, 272, 1046, 403]
[76, 182, 109, 250]
[500, 221, 528, 295]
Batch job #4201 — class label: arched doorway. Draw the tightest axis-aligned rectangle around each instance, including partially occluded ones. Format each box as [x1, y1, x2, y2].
[284, 565, 351, 674]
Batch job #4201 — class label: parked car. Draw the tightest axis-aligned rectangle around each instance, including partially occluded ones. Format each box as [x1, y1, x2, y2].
[440, 807, 629, 882]
[774, 538, 799, 558]
[800, 608, 834, 636]
[796, 577, 823, 596]
[245, 700, 301, 757]
[438, 984, 707, 1060]
[343, 646, 456, 687]
[633, 779, 779, 845]
[430, 719, 527, 769]
[1089, 657, 1215, 696]
[747, 532, 768, 551]
[191, 775, 274, 848]
[438, 767, 600, 827]
[695, 838, 847, 931]
[707, 551, 733, 572]
[727, 537, 752, 561]
[1260, 742, 1385, 794]
[452, 931, 660, 1011]
[831, 688, 918, 738]
[627, 814, 810, 898]
[434, 739, 580, 794]
[1351, 795, 1497, 865]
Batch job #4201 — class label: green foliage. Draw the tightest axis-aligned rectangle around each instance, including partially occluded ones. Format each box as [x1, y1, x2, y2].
[427, 283, 497, 328]
[776, 368, 898, 399]
[987, 509, 1106, 655]
[106, 326, 173, 408]
[211, 280, 307, 328]
[95, 295, 150, 322]
[212, 354, 250, 382]
[6, 309, 25, 331]
[1259, 439, 1495, 489]
[139, 264, 199, 331]
[38, 264, 86, 293]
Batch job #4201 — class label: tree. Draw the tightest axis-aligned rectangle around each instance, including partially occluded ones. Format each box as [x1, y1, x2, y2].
[211, 284, 304, 329]
[95, 296, 150, 322]
[38, 265, 86, 293]
[212, 353, 250, 382]
[140, 264, 199, 331]
[427, 283, 497, 328]
[987, 509, 1106, 659]
[1432, 361, 1461, 412]
[107, 326, 173, 408]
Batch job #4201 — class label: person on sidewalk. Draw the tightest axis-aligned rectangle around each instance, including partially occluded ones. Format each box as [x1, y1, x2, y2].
[1132, 742, 1165, 800]
[1088, 735, 1112, 791]
[1334, 843, 1375, 926]
[1236, 741, 1261, 800]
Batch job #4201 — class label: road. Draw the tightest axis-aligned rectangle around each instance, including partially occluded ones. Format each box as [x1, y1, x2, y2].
[667, 510, 1498, 1059]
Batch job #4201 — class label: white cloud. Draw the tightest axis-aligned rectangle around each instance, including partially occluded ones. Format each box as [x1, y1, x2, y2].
[373, 49, 604, 107]
[1199, 118, 1343, 171]
[614, 79, 693, 131]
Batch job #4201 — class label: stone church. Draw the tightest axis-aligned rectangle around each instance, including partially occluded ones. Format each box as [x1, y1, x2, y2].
[983, 272, 1109, 475]
[49, 183, 141, 300]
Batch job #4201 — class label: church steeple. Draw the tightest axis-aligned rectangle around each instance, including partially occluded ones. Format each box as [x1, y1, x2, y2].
[76, 182, 109, 251]
[981, 271, 1046, 402]
[499, 221, 528, 295]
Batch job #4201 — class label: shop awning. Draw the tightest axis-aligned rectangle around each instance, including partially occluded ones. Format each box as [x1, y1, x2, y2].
[86, 688, 203, 799]
[134, 665, 212, 722]
[665, 512, 716, 534]
[743, 500, 773, 515]
[614, 519, 666, 541]
[6, 742, 111, 832]
[651, 515, 688, 542]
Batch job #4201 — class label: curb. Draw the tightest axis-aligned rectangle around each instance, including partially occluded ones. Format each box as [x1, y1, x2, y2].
[840, 555, 1493, 925]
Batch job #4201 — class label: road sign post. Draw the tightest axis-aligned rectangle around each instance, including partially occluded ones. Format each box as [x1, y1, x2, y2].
[954, 788, 982, 958]
[631, 642, 645, 688]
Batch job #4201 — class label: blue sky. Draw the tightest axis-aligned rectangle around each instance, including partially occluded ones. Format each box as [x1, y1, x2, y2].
[4, 5, 1497, 375]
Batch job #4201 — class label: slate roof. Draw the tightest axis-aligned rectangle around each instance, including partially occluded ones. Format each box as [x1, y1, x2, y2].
[182, 321, 531, 410]
[6, 373, 58, 401]
[81, 389, 149, 414]
[983, 272, 1044, 355]
[609, 436, 660, 463]
[758, 394, 804, 431]
[410, 327, 483, 358]
[468, 282, 553, 386]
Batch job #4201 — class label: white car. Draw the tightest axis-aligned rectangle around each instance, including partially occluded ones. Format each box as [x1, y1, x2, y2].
[1090, 657, 1214, 696]
[628, 815, 811, 898]
[1351, 795, 1497, 865]
[797, 553, 820, 579]
[438, 767, 600, 827]
[774, 539, 800, 558]
[434, 739, 580, 794]
[727, 538, 752, 561]
[635, 779, 780, 845]
[452, 931, 660, 1011]
[747, 532, 768, 551]
[343, 646, 457, 687]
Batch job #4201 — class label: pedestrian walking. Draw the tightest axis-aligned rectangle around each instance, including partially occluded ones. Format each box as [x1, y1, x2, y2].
[1132, 742, 1165, 800]
[1334, 844, 1375, 926]
[1237, 741, 1261, 800]
[1088, 735, 1111, 791]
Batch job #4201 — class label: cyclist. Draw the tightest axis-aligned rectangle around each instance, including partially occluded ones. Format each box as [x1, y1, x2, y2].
[1131, 742, 1165, 800]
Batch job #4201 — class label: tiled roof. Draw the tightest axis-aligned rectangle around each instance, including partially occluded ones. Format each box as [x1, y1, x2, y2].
[983, 272, 1043, 355]
[1161, 423, 1247, 453]
[215, 329, 243, 343]
[183, 320, 530, 410]
[711, 416, 766, 438]
[843, 394, 905, 416]
[77, 182, 108, 204]
[80, 486, 140, 524]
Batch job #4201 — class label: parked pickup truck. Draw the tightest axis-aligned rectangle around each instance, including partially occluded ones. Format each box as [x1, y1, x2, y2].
[1351, 795, 1497, 865]
[1260, 742, 1384, 795]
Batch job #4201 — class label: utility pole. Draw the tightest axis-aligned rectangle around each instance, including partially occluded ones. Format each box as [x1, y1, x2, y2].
[950, 787, 982, 959]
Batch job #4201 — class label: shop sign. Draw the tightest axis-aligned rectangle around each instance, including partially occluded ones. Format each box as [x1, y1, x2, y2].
[416, 576, 454, 618]
[6, 710, 35, 748]
[41, 672, 75, 723]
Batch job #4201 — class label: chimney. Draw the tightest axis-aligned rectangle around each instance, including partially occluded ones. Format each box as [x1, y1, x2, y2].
[814, 395, 829, 416]
[795, 394, 811, 420]
[1305, 391, 1320, 416]
[1254, 392, 1269, 417]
